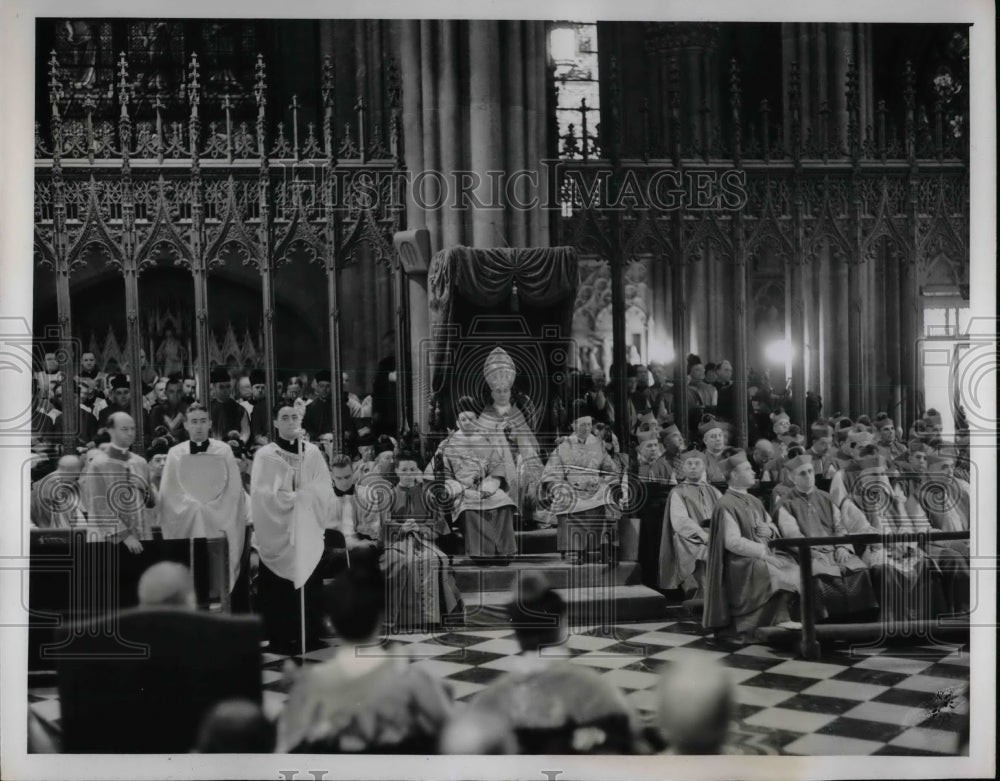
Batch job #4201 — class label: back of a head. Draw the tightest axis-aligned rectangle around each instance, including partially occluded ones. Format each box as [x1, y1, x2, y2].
[439, 711, 518, 755]
[657, 657, 733, 754]
[137, 561, 196, 608]
[195, 699, 275, 753]
[508, 571, 566, 652]
[322, 566, 385, 642]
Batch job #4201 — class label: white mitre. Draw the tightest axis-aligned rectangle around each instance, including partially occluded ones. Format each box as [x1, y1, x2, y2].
[484, 347, 516, 392]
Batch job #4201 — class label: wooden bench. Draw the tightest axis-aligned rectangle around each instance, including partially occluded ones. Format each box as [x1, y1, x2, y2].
[767, 530, 970, 659]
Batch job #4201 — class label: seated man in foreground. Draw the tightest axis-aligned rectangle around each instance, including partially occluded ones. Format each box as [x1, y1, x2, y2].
[703, 449, 801, 644]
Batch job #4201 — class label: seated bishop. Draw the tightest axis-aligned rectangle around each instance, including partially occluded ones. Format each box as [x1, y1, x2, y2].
[541, 404, 619, 564]
[661, 447, 722, 595]
[159, 403, 248, 594]
[703, 449, 801, 644]
[775, 449, 879, 621]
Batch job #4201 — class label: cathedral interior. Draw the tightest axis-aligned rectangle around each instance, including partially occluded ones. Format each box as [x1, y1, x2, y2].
[32, 19, 970, 451]
[21, 17, 982, 761]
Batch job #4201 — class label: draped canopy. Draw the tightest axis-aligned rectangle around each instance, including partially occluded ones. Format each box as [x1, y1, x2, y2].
[427, 246, 580, 416]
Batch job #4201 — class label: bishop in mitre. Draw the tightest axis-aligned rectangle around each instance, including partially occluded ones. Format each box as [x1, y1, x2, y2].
[250, 402, 336, 654]
[158, 403, 248, 601]
[477, 347, 544, 527]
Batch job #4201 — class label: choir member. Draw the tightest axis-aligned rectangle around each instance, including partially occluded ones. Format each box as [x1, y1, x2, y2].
[248, 369, 269, 439]
[148, 374, 188, 443]
[302, 369, 334, 438]
[209, 367, 250, 444]
[159, 403, 248, 593]
[97, 375, 133, 428]
[250, 403, 334, 654]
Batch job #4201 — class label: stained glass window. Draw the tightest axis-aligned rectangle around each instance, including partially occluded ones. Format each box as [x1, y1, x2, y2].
[127, 21, 187, 116]
[53, 20, 117, 117]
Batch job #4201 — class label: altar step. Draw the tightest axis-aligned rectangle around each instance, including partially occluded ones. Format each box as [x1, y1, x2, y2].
[515, 528, 558, 555]
[452, 556, 642, 592]
[450, 550, 671, 628]
[460, 582, 673, 629]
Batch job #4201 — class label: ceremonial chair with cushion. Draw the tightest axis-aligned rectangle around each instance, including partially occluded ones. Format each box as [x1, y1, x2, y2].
[57, 607, 263, 753]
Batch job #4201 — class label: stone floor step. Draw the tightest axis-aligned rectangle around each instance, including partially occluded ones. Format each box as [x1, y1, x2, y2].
[515, 528, 558, 555]
[460, 583, 671, 629]
[452, 559, 641, 592]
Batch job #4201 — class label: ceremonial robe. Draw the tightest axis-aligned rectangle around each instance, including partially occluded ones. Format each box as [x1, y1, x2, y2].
[159, 438, 248, 590]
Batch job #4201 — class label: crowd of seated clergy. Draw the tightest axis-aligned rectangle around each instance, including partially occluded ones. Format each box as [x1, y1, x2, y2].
[29, 350, 972, 690]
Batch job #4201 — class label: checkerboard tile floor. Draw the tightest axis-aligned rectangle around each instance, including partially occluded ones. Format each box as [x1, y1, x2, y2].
[28, 618, 969, 756]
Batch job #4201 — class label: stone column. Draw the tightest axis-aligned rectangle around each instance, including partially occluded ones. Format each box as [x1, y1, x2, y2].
[781, 23, 874, 152]
[394, 19, 551, 435]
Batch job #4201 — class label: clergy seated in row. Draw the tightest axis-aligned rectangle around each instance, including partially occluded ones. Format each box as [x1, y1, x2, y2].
[540, 409, 619, 564]
[697, 415, 730, 483]
[158, 403, 248, 600]
[148, 374, 189, 443]
[277, 567, 455, 754]
[749, 439, 782, 483]
[896, 453, 971, 616]
[301, 369, 334, 439]
[874, 412, 908, 463]
[465, 572, 642, 754]
[835, 451, 950, 621]
[209, 368, 250, 444]
[78, 412, 154, 552]
[141, 437, 169, 537]
[768, 409, 791, 444]
[432, 396, 517, 565]
[96, 375, 133, 429]
[659, 423, 686, 467]
[660, 447, 722, 596]
[702, 449, 802, 644]
[250, 403, 334, 654]
[383, 451, 464, 632]
[774, 449, 880, 622]
[807, 421, 839, 479]
[631, 432, 678, 592]
[326, 451, 463, 633]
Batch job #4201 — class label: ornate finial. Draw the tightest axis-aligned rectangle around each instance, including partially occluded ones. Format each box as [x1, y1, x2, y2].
[321, 55, 334, 108]
[48, 50, 63, 114]
[386, 56, 401, 111]
[254, 53, 266, 109]
[903, 61, 915, 110]
[117, 51, 131, 117]
[484, 347, 517, 393]
[188, 53, 201, 111]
